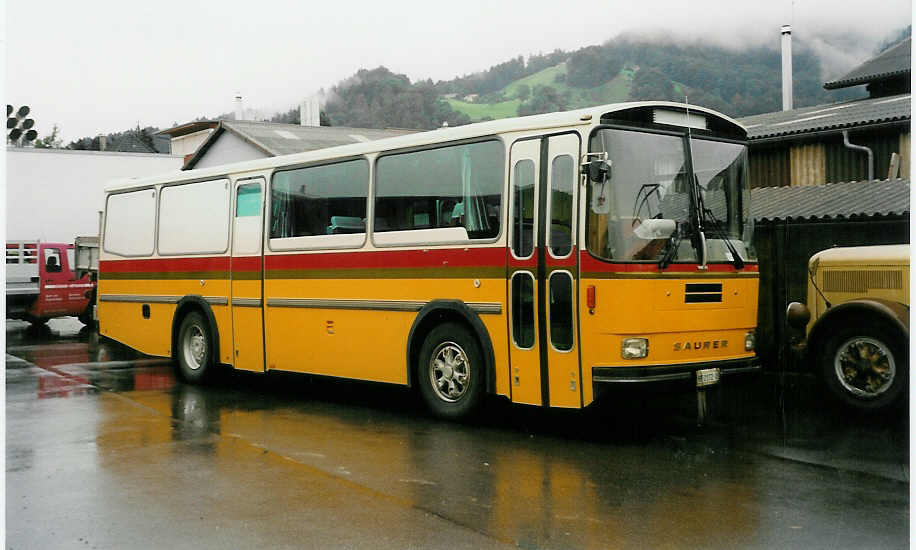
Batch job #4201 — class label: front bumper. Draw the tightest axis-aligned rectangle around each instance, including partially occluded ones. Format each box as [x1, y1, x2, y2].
[592, 357, 760, 385]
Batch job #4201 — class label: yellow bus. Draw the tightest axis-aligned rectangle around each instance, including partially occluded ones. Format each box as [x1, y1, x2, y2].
[98, 102, 759, 419]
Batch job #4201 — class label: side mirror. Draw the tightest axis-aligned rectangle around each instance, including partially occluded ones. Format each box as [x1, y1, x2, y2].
[588, 159, 611, 183]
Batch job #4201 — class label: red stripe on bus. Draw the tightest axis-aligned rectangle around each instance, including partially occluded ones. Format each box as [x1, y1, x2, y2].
[100, 256, 230, 273]
[231, 256, 262, 271]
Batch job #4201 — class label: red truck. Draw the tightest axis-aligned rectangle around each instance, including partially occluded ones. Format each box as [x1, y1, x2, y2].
[6, 240, 97, 325]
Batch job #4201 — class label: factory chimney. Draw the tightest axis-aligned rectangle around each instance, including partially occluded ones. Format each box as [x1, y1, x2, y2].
[781, 25, 793, 111]
[234, 94, 244, 121]
[300, 96, 321, 127]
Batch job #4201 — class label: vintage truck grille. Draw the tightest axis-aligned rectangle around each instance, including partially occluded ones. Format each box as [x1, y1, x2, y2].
[823, 270, 903, 293]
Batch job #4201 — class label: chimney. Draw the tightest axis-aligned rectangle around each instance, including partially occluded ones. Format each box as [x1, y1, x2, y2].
[300, 96, 321, 127]
[781, 24, 793, 111]
[234, 94, 244, 121]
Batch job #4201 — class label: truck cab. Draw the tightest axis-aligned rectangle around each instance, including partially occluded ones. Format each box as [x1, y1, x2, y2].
[6, 241, 95, 325]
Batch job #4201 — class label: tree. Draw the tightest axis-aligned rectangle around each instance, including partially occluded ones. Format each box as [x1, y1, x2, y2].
[567, 45, 623, 87]
[517, 85, 569, 116]
[34, 124, 62, 149]
[515, 84, 530, 101]
[630, 67, 677, 102]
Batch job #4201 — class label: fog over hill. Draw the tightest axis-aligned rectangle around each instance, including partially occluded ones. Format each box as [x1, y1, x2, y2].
[64, 24, 910, 146]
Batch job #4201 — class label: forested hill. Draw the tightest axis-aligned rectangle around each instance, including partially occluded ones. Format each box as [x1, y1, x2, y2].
[320, 33, 870, 130]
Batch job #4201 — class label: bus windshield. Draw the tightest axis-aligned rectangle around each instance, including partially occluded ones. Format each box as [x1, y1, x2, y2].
[586, 128, 755, 264]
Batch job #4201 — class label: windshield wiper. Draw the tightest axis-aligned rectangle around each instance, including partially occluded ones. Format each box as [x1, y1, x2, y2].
[700, 204, 744, 269]
[658, 222, 683, 269]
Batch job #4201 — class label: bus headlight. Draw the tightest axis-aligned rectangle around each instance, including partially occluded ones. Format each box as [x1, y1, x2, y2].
[621, 338, 649, 359]
[745, 331, 756, 352]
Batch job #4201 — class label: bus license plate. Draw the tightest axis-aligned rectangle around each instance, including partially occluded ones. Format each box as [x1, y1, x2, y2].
[696, 368, 720, 388]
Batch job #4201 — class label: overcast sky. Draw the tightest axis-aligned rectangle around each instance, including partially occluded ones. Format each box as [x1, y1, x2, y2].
[5, 0, 912, 143]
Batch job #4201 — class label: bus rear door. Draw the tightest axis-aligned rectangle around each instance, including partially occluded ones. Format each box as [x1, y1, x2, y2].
[230, 178, 266, 372]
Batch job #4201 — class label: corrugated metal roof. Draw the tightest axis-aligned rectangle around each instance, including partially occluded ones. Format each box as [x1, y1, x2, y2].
[220, 121, 417, 156]
[751, 178, 910, 221]
[824, 38, 911, 90]
[737, 93, 910, 140]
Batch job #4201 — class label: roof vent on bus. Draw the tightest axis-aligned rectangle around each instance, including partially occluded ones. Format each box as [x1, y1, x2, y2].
[653, 109, 707, 130]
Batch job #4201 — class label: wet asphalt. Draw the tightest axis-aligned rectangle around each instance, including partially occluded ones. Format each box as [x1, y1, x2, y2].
[5, 318, 909, 549]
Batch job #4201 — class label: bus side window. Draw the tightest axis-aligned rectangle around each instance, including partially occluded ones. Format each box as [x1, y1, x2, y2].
[375, 140, 503, 241]
[270, 159, 368, 241]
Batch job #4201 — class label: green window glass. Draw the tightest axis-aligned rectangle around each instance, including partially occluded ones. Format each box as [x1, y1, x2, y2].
[236, 183, 262, 217]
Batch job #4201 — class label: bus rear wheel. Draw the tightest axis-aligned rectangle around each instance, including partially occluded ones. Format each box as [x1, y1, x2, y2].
[176, 310, 213, 384]
[417, 322, 484, 420]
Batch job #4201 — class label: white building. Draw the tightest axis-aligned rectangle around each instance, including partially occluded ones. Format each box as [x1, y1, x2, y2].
[6, 147, 183, 242]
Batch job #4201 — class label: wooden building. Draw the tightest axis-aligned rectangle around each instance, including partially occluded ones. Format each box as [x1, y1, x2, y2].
[739, 38, 910, 188]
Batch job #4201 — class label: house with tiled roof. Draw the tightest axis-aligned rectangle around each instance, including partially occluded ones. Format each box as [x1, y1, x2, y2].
[738, 37, 910, 188]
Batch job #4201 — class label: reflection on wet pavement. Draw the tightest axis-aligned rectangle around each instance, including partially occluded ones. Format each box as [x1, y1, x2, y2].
[6, 318, 909, 549]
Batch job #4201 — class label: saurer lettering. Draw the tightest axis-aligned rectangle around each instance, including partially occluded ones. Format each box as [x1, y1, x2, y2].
[673, 340, 728, 351]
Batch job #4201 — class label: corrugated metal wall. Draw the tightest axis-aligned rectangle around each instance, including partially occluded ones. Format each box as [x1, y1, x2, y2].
[824, 130, 903, 182]
[789, 143, 826, 186]
[748, 146, 790, 188]
[899, 133, 910, 178]
[748, 127, 909, 188]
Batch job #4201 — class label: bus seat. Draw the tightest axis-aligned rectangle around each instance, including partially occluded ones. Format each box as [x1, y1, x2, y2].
[327, 216, 365, 235]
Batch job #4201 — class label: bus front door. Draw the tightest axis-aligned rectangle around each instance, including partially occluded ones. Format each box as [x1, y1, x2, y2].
[508, 134, 582, 408]
[230, 178, 266, 372]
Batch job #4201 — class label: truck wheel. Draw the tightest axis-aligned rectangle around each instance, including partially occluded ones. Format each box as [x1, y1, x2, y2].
[819, 324, 907, 411]
[176, 311, 213, 383]
[417, 323, 484, 420]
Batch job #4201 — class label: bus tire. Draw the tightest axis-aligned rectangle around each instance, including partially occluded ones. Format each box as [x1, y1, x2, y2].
[176, 310, 214, 384]
[819, 322, 907, 412]
[417, 322, 484, 420]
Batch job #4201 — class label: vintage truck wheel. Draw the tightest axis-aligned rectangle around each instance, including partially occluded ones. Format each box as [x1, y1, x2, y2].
[819, 323, 907, 411]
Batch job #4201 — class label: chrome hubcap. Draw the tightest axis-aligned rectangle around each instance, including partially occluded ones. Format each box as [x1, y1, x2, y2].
[834, 336, 895, 398]
[429, 341, 470, 403]
[183, 325, 206, 371]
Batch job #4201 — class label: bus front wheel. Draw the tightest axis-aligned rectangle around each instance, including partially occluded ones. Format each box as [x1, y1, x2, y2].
[176, 310, 213, 384]
[417, 322, 484, 420]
